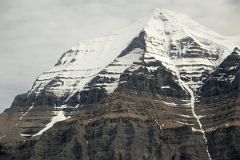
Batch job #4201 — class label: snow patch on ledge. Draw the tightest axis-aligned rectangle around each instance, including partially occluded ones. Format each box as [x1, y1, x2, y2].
[179, 114, 192, 118]
[191, 127, 202, 132]
[0, 136, 5, 140]
[162, 101, 177, 106]
[20, 133, 32, 137]
[33, 111, 70, 137]
[176, 121, 194, 126]
[161, 86, 170, 89]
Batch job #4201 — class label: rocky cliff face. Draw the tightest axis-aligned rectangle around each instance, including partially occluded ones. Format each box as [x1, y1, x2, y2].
[0, 9, 240, 160]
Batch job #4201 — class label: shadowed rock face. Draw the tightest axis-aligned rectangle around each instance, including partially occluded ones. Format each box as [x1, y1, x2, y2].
[66, 88, 108, 106]
[207, 126, 240, 160]
[195, 49, 240, 160]
[117, 65, 188, 98]
[0, 92, 208, 160]
[200, 50, 240, 97]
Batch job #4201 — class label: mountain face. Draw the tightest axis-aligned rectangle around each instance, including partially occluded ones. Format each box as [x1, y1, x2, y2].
[0, 9, 240, 160]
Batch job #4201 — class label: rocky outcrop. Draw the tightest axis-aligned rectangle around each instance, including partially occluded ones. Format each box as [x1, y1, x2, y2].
[207, 126, 240, 160]
[194, 48, 240, 160]
[117, 65, 187, 98]
[200, 47, 240, 97]
[0, 92, 209, 160]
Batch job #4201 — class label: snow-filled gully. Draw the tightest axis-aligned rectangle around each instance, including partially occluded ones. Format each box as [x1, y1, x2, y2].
[33, 111, 69, 137]
[178, 78, 212, 160]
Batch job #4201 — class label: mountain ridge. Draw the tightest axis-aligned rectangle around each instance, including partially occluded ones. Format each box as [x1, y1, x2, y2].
[26, 9, 240, 104]
[0, 9, 240, 160]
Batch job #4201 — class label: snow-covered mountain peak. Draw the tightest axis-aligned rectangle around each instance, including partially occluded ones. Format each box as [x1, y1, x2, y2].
[143, 9, 240, 92]
[2, 10, 240, 155]
[29, 9, 240, 100]
[146, 8, 239, 52]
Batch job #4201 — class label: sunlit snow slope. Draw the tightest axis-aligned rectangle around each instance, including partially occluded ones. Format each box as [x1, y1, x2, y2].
[26, 9, 240, 107]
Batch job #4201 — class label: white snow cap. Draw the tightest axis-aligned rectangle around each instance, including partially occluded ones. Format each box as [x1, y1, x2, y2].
[29, 8, 240, 99]
[147, 9, 240, 51]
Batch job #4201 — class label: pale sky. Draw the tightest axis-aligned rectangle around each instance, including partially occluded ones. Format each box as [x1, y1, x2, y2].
[0, 0, 240, 112]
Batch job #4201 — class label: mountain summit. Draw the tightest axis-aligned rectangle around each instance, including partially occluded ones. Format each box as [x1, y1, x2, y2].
[22, 9, 240, 103]
[0, 9, 240, 160]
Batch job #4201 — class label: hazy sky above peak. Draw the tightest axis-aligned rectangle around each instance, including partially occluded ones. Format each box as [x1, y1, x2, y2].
[0, 0, 239, 112]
